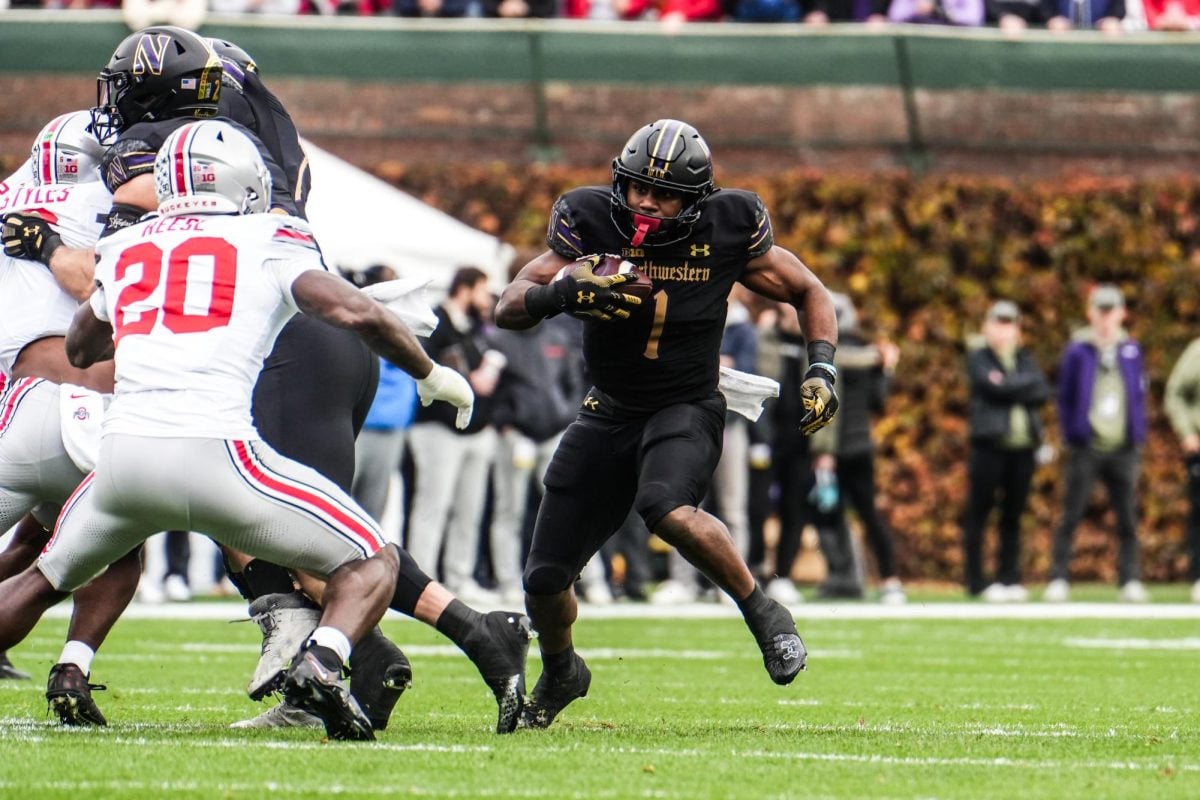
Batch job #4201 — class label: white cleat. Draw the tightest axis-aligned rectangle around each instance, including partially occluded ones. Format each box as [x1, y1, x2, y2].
[1043, 578, 1070, 603]
[764, 578, 803, 606]
[164, 575, 192, 603]
[1118, 580, 1150, 604]
[650, 579, 700, 605]
[1192, 580, 1200, 604]
[1004, 584, 1030, 603]
[245, 592, 321, 701]
[981, 583, 1010, 603]
[230, 701, 323, 730]
[878, 579, 907, 605]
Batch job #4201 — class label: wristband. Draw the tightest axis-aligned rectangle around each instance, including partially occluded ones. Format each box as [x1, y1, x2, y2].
[523, 283, 561, 320]
[807, 339, 837, 368]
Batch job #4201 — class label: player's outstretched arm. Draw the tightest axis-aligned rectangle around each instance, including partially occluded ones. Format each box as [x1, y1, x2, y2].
[496, 249, 574, 330]
[291, 270, 475, 429]
[65, 301, 115, 369]
[741, 245, 841, 435]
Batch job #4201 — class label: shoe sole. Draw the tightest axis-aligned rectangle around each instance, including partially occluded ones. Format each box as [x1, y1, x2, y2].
[490, 615, 533, 735]
[284, 672, 375, 742]
[47, 694, 106, 727]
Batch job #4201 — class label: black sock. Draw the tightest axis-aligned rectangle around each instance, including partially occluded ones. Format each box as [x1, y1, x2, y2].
[435, 599, 484, 652]
[223, 567, 254, 603]
[542, 646, 576, 674]
[737, 585, 784, 640]
[242, 560, 296, 598]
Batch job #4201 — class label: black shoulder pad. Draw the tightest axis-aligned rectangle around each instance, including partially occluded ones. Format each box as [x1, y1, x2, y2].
[546, 195, 585, 259]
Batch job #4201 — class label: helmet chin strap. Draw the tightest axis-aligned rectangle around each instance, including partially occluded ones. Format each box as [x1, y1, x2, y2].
[630, 213, 661, 246]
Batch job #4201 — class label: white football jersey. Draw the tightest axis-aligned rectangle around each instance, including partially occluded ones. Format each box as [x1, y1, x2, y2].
[92, 212, 326, 439]
[0, 180, 112, 377]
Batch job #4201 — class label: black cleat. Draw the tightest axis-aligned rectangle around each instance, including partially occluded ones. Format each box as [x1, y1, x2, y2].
[46, 663, 108, 726]
[282, 643, 374, 741]
[463, 611, 532, 734]
[349, 627, 412, 732]
[747, 596, 807, 685]
[0, 652, 30, 680]
[520, 651, 591, 730]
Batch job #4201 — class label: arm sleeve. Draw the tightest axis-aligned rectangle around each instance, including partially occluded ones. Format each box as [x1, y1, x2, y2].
[546, 195, 586, 259]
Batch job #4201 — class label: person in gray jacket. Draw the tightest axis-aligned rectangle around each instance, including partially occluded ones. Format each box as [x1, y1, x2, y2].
[962, 300, 1050, 601]
[488, 313, 587, 604]
[1163, 336, 1200, 604]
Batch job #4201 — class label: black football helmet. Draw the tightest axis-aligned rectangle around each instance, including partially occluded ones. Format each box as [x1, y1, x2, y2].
[610, 119, 715, 246]
[207, 37, 258, 92]
[92, 26, 223, 145]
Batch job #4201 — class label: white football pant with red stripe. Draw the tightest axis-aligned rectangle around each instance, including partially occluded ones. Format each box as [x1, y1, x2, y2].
[39, 435, 385, 593]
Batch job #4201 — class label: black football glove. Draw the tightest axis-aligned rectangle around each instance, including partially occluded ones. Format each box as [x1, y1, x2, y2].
[525, 254, 643, 322]
[799, 362, 839, 436]
[2, 212, 64, 266]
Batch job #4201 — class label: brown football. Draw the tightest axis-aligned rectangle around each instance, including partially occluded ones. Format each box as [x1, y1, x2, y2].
[556, 254, 653, 301]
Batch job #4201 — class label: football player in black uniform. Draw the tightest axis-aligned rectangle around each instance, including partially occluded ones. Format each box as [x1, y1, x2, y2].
[3, 26, 531, 736]
[496, 119, 840, 728]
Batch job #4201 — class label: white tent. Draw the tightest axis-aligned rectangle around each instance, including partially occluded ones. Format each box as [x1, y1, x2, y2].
[302, 140, 516, 291]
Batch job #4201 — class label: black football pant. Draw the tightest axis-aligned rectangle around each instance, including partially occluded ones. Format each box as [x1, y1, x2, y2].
[1186, 455, 1200, 582]
[837, 453, 898, 580]
[962, 443, 1035, 595]
[1050, 445, 1140, 585]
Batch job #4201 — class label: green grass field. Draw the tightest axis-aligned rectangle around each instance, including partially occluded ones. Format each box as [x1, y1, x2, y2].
[1, 600, 1198, 799]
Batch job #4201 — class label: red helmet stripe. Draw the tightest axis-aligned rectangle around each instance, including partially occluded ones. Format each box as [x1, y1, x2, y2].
[172, 123, 199, 198]
[38, 113, 69, 185]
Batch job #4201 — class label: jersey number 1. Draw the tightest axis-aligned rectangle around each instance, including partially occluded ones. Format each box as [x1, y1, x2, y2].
[112, 237, 237, 341]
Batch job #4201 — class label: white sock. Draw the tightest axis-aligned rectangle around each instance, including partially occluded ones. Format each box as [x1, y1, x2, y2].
[59, 641, 95, 675]
[309, 626, 352, 664]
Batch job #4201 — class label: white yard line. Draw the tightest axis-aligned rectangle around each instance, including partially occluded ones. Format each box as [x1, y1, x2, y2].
[1063, 637, 1200, 650]
[39, 600, 1200, 622]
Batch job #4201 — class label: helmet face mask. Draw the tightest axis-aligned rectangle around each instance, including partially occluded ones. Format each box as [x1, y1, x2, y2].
[154, 121, 272, 217]
[91, 26, 223, 146]
[30, 111, 105, 186]
[610, 119, 714, 247]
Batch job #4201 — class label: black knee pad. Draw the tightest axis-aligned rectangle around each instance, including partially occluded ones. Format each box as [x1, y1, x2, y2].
[523, 562, 574, 596]
[635, 481, 679, 532]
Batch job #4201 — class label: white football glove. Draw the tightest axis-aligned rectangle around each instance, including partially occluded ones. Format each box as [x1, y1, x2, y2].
[417, 363, 475, 430]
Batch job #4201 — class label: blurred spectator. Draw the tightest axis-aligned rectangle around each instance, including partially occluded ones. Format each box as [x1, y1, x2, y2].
[483, 0, 557, 15]
[394, 0, 471, 16]
[1047, 0, 1125, 29]
[731, 0, 801, 21]
[1045, 285, 1149, 603]
[347, 266, 419, 538]
[1141, 0, 1200, 28]
[407, 267, 500, 602]
[804, 0, 888, 23]
[889, 0, 984, 24]
[961, 300, 1050, 602]
[488, 312, 586, 605]
[809, 293, 906, 604]
[985, 0, 1057, 27]
[651, 291, 757, 604]
[763, 304, 854, 603]
[209, 0, 302, 13]
[1163, 337, 1200, 603]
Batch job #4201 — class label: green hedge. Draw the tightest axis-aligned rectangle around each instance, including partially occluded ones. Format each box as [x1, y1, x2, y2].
[384, 160, 1199, 583]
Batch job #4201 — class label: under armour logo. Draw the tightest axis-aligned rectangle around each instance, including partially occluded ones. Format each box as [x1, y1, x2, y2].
[577, 291, 595, 305]
[583, 395, 599, 410]
[23, 226, 39, 238]
[779, 636, 802, 662]
[690, 243, 710, 257]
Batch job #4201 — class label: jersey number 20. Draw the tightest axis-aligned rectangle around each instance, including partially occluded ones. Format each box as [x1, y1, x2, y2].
[112, 237, 237, 341]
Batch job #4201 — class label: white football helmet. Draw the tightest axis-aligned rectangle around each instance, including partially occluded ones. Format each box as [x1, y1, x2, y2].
[154, 120, 271, 217]
[29, 111, 104, 186]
